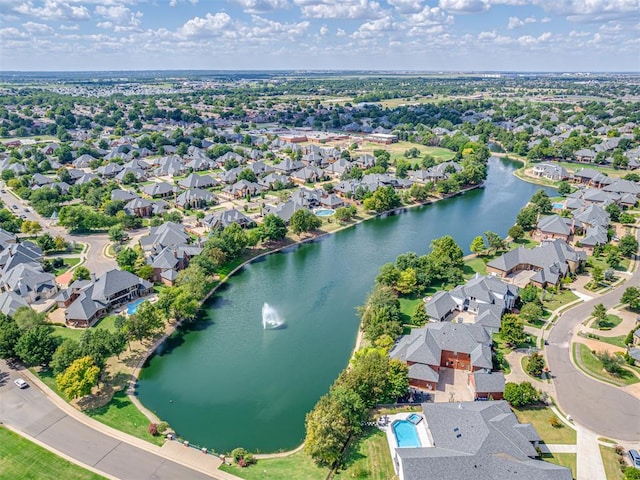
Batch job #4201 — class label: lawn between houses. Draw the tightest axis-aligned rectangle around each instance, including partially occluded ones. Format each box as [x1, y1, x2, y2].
[600, 445, 624, 480]
[573, 343, 640, 387]
[0, 426, 107, 480]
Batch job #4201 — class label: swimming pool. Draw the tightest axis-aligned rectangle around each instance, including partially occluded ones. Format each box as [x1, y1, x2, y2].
[314, 208, 335, 217]
[553, 202, 564, 209]
[407, 413, 423, 424]
[392, 420, 421, 448]
[127, 298, 146, 315]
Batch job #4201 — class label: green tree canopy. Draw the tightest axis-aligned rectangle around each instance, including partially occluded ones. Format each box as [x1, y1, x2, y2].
[55, 355, 100, 400]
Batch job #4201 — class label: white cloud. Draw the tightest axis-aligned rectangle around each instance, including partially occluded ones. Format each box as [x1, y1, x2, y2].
[13, 1, 90, 21]
[231, 0, 289, 13]
[180, 12, 233, 37]
[247, 14, 309, 40]
[352, 14, 395, 39]
[541, 16, 551, 23]
[23, 21, 54, 34]
[319, 24, 328, 35]
[294, 0, 384, 19]
[438, 0, 488, 14]
[95, 5, 142, 31]
[507, 15, 536, 29]
[407, 6, 454, 27]
[169, 0, 199, 6]
[534, 0, 639, 23]
[387, 0, 423, 14]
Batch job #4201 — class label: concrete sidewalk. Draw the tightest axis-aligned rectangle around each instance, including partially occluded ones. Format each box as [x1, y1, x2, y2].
[577, 427, 607, 480]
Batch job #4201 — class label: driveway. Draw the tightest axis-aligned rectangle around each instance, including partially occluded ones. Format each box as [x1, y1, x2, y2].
[546, 271, 640, 441]
[0, 360, 217, 480]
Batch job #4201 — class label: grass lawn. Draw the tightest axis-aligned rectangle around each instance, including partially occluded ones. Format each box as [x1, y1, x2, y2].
[335, 428, 396, 480]
[588, 255, 630, 273]
[85, 390, 165, 446]
[51, 325, 85, 342]
[512, 405, 577, 444]
[464, 256, 488, 276]
[541, 453, 577, 479]
[92, 314, 120, 332]
[399, 294, 422, 324]
[349, 140, 455, 164]
[541, 289, 579, 313]
[600, 445, 624, 480]
[589, 334, 628, 349]
[220, 451, 328, 480]
[592, 314, 623, 330]
[512, 235, 539, 249]
[574, 343, 639, 386]
[0, 426, 107, 480]
[52, 257, 82, 275]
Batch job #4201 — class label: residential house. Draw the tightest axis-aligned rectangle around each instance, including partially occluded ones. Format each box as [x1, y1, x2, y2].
[175, 188, 216, 209]
[534, 215, 573, 242]
[178, 173, 217, 190]
[487, 239, 586, 288]
[202, 209, 254, 231]
[390, 322, 493, 391]
[468, 370, 506, 400]
[0, 263, 58, 304]
[0, 290, 29, 316]
[393, 401, 570, 480]
[61, 269, 153, 327]
[142, 182, 178, 199]
[532, 163, 569, 181]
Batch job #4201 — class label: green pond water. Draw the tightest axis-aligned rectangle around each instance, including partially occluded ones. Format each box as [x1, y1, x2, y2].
[137, 157, 553, 453]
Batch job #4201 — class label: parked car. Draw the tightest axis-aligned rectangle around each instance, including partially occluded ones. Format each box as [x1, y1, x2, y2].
[14, 378, 28, 389]
[12, 205, 18, 210]
[629, 449, 640, 469]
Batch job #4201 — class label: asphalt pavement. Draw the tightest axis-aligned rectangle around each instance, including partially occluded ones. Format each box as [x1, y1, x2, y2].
[0, 360, 216, 480]
[546, 271, 640, 441]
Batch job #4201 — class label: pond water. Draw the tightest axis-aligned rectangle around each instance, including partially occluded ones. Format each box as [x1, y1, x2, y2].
[137, 157, 554, 453]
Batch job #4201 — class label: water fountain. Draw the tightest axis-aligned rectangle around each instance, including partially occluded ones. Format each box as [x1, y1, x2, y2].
[262, 303, 284, 329]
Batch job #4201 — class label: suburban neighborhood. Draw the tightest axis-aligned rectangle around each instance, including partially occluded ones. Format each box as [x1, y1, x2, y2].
[0, 70, 639, 480]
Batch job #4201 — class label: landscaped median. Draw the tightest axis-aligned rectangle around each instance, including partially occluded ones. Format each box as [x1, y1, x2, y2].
[572, 342, 640, 387]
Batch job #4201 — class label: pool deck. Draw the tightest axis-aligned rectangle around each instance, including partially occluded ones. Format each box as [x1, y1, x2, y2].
[383, 412, 434, 473]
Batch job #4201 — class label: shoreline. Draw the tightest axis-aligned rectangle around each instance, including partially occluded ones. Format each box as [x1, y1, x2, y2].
[127, 181, 484, 455]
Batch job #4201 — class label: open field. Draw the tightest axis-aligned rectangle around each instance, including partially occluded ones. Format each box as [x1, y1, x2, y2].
[0, 426, 106, 480]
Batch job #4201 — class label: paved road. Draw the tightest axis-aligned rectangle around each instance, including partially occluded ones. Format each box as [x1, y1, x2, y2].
[0, 186, 117, 276]
[547, 277, 640, 441]
[0, 360, 214, 480]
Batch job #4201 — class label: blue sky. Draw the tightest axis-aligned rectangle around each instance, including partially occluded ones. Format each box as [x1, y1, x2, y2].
[0, 0, 638, 71]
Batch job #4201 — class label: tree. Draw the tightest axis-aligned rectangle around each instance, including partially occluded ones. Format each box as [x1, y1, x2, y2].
[605, 203, 621, 223]
[607, 247, 622, 269]
[591, 265, 604, 286]
[108, 224, 127, 243]
[12, 307, 46, 331]
[0, 314, 21, 359]
[619, 212, 635, 225]
[334, 205, 357, 223]
[304, 393, 351, 466]
[470, 235, 486, 255]
[55, 355, 100, 400]
[259, 214, 287, 242]
[530, 189, 552, 214]
[290, 209, 322, 235]
[516, 206, 538, 230]
[508, 225, 524, 242]
[20, 220, 42, 237]
[596, 350, 625, 376]
[503, 381, 540, 407]
[411, 303, 429, 326]
[14, 325, 58, 366]
[557, 181, 571, 196]
[396, 268, 417, 294]
[501, 313, 526, 347]
[124, 301, 163, 342]
[525, 352, 545, 377]
[72, 266, 91, 282]
[116, 247, 141, 271]
[622, 286, 640, 310]
[484, 231, 505, 252]
[520, 302, 543, 325]
[51, 339, 81, 375]
[592, 303, 607, 326]
[619, 234, 638, 258]
[362, 186, 402, 213]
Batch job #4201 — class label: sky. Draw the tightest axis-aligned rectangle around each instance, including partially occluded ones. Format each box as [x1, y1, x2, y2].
[0, 0, 639, 72]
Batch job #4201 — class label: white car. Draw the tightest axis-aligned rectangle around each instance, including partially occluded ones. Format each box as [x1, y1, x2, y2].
[14, 378, 28, 389]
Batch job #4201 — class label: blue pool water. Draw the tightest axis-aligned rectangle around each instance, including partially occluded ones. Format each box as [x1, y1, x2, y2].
[392, 420, 421, 448]
[407, 413, 423, 424]
[553, 202, 564, 209]
[314, 208, 335, 217]
[127, 298, 146, 315]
